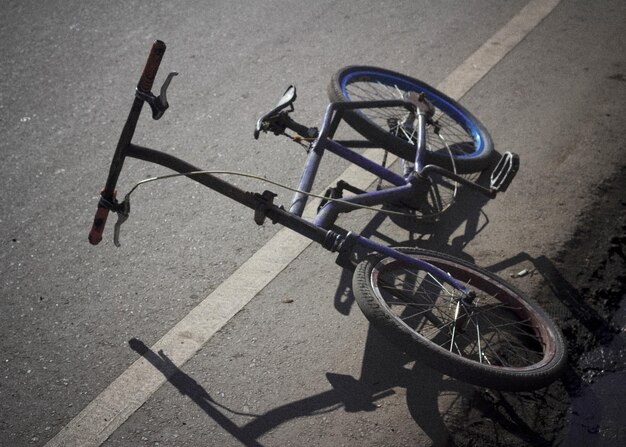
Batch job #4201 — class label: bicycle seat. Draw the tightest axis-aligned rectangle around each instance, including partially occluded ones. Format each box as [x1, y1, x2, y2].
[254, 86, 297, 139]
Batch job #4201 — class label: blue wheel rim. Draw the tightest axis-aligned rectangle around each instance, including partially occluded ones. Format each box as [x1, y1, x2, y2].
[341, 70, 484, 159]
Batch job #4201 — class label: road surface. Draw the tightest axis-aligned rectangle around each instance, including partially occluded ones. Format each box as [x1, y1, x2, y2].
[1, 0, 625, 445]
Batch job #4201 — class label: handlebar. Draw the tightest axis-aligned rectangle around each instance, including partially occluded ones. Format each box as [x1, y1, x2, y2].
[88, 207, 108, 244]
[88, 192, 115, 245]
[137, 40, 167, 93]
[89, 40, 168, 245]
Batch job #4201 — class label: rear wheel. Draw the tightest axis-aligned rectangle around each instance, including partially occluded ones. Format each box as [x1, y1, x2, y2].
[352, 247, 566, 391]
[329, 66, 494, 174]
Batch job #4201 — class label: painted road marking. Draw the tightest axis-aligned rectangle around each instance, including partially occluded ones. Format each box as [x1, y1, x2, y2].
[437, 0, 562, 99]
[46, 1, 561, 445]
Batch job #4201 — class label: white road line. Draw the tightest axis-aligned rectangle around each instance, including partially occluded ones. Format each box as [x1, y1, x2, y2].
[46, 1, 560, 445]
[437, 0, 562, 99]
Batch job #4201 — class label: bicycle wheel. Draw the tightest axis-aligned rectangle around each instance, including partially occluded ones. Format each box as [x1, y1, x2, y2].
[329, 66, 494, 174]
[352, 248, 566, 391]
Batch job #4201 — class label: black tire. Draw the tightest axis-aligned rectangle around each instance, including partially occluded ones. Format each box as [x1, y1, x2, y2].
[352, 247, 566, 391]
[329, 66, 495, 174]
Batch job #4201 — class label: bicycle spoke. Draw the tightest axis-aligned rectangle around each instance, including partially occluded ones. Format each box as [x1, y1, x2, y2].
[449, 301, 461, 352]
[367, 253, 556, 369]
[344, 79, 476, 160]
[346, 83, 472, 141]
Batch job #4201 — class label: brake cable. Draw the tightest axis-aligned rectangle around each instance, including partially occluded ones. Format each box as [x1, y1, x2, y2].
[112, 170, 431, 246]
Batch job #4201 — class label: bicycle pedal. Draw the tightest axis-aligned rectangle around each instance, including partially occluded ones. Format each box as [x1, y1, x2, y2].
[490, 152, 520, 192]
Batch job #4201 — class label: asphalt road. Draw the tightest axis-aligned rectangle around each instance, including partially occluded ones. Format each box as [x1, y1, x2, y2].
[1, 0, 625, 446]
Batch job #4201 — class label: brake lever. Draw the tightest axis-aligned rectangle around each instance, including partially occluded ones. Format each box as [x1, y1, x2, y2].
[113, 196, 131, 247]
[136, 71, 179, 120]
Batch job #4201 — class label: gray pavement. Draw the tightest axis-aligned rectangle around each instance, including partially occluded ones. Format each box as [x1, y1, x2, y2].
[1, 0, 625, 446]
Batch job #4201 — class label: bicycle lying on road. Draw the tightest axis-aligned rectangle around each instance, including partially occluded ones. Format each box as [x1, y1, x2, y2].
[89, 41, 566, 391]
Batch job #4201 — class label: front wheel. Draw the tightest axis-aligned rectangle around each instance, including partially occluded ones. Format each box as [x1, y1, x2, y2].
[352, 248, 566, 391]
[329, 66, 495, 174]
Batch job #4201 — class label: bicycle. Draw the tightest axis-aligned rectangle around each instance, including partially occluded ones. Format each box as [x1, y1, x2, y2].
[88, 41, 566, 392]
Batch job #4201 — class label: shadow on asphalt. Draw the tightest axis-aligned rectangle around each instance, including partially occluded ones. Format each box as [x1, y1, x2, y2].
[128, 328, 562, 446]
[127, 336, 442, 446]
[122, 170, 506, 446]
[126, 165, 617, 446]
[120, 172, 497, 446]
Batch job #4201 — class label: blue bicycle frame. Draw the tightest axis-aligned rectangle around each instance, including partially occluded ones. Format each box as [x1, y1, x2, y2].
[113, 100, 471, 294]
[284, 98, 472, 293]
[88, 41, 472, 295]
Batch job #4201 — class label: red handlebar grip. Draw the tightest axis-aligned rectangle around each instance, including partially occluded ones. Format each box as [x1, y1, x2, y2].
[88, 204, 110, 245]
[137, 40, 166, 93]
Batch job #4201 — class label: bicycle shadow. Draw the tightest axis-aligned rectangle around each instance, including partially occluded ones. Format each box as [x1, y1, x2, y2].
[127, 337, 435, 445]
[128, 336, 463, 446]
[123, 173, 515, 446]
[330, 251, 592, 446]
[129, 326, 560, 446]
[125, 170, 600, 445]
[324, 170, 597, 445]
[357, 252, 609, 446]
[484, 251, 614, 447]
[128, 338, 265, 447]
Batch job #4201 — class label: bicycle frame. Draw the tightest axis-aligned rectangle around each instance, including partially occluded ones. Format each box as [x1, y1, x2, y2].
[88, 41, 473, 294]
[291, 99, 447, 227]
